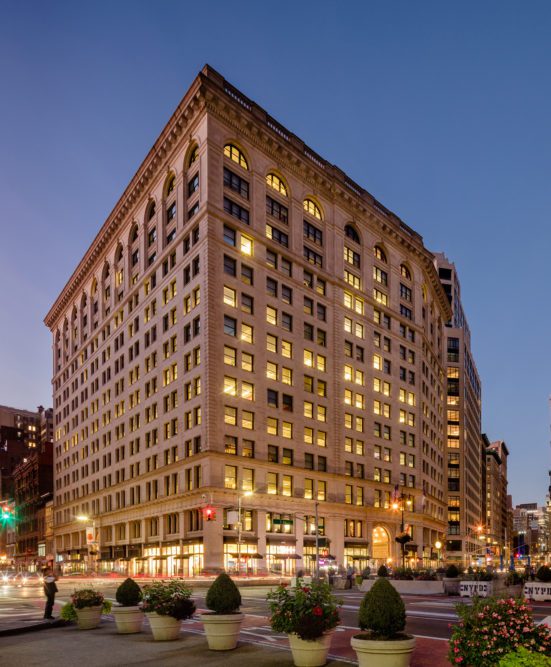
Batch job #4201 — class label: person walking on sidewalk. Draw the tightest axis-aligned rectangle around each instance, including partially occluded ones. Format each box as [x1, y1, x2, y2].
[43, 568, 58, 620]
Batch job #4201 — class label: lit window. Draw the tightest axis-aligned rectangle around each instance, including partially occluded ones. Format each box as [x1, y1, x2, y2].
[266, 173, 288, 197]
[224, 144, 248, 170]
[224, 376, 237, 396]
[223, 286, 237, 308]
[240, 235, 253, 256]
[374, 245, 387, 262]
[303, 198, 322, 220]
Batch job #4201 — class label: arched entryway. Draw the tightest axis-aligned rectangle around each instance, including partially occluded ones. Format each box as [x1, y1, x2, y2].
[372, 525, 391, 566]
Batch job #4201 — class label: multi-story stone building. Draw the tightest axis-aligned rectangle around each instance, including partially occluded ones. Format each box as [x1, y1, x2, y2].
[434, 254, 483, 566]
[45, 65, 451, 576]
[483, 437, 509, 567]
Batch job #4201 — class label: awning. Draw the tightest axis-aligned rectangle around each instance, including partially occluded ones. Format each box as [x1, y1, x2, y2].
[229, 552, 264, 559]
[273, 554, 301, 560]
[172, 555, 191, 560]
[152, 556, 168, 561]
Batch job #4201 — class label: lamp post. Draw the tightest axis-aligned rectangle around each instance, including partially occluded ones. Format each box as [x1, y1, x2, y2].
[236, 491, 253, 576]
[435, 539, 442, 569]
[392, 495, 413, 568]
[76, 515, 98, 573]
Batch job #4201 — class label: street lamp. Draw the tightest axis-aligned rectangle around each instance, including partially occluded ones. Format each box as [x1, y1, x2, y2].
[236, 491, 253, 576]
[435, 539, 442, 568]
[392, 495, 413, 568]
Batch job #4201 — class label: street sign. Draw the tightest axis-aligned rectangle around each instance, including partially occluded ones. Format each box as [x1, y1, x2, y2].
[272, 519, 293, 525]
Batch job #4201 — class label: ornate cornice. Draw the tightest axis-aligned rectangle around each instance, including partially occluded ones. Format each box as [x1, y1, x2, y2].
[45, 64, 451, 328]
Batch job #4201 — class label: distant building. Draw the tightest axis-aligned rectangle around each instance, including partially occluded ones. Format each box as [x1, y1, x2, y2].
[434, 254, 484, 566]
[484, 438, 509, 566]
[513, 501, 549, 565]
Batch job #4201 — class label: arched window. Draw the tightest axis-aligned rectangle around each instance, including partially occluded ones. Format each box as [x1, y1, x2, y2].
[130, 224, 139, 244]
[345, 224, 360, 244]
[165, 174, 176, 197]
[188, 145, 199, 166]
[266, 173, 288, 197]
[400, 264, 411, 280]
[303, 198, 322, 220]
[224, 143, 248, 170]
[115, 244, 124, 263]
[374, 245, 387, 263]
[146, 201, 156, 222]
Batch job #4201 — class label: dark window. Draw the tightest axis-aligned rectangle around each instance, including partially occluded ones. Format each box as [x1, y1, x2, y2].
[188, 203, 199, 220]
[304, 246, 323, 267]
[267, 224, 288, 248]
[303, 220, 323, 246]
[223, 225, 236, 246]
[266, 277, 278, 297]
[224, 316, 237, 337]
[188, 174, 199, 196]
[223, 255, 236, 277]
[223, 167, 249, 199]
[266, 196, 288, 224]
[166, 202, 176, 224]
[224, 197, 249, 224]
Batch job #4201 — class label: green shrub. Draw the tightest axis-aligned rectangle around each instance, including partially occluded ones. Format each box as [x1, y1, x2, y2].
[60, 602, 77, 621]
[392, 567, 414, 580]
[498, 646, 551, 666]
[449, 596, 551, 665]
[357, 577, 406, 640]
[536, 566, 551, 583]
[377, 564, 388, 578]
[506, 571, 525, 586]
[446, 564, 459, 578]
[205, 573, 241, 614]
[115, 577, 142, 607]
[141, 579, 196, 620]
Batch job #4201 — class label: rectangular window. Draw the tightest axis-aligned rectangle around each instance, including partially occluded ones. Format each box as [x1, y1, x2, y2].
[303, 220, 323, 245]
[304, 246, 323, 267]
[266, 224, 289, 247]
[223, 167, 249, 199]
[266, 196, 288, 224]
[224, 197, 249, 224]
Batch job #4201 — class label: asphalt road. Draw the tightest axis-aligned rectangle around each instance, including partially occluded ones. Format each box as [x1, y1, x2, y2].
[1, 579, 550, 641]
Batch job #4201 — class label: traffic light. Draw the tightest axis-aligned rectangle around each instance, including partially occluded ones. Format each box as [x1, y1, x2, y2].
[0, 506, 14, 524]
[203, 506, 216, 521]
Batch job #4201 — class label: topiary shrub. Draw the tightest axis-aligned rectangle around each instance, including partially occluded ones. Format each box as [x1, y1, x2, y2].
[357, 577, 406, 639]
[377, 564, 389, 578]
[116, 577, 142, 607]
[446, 564, 459, 579]
[205, 573, 241, 614]
[536, 566, 551, 583]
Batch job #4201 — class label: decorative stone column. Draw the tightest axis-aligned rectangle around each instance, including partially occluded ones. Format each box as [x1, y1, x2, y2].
[202, 514, 224, 573]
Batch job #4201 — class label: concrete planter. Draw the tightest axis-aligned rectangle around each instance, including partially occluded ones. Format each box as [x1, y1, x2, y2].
[75, 605, 103, 630]
[459, 581, 493, 597]
[359, 579, 444, 595]
[443, 577, 460, 595]
[112, 605, 143, 634]
[288, 630, 333, 667]
[351, 634, 416, 667]
[524, 581, 551, 601]
[146, 612, 181, 641]
[200, 612, 243, 650]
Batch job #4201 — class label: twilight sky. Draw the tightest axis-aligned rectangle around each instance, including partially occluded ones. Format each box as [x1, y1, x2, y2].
[0, 1, 549, 504]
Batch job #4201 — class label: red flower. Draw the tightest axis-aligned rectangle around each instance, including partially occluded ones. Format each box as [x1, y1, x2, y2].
[312, 606, 323, 616]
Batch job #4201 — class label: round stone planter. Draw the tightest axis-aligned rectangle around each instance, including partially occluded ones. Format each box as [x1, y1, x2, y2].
[288, 630, 334, 667]
[351, 634, 416, 667]
[146, 612, 181, 641]
[200, 612, 244, 650]
[112, 605, 143, 634]
[75, 605, 103, 630]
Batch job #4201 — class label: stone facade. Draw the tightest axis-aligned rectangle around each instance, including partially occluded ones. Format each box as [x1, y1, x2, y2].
[45, 65, 451, 576]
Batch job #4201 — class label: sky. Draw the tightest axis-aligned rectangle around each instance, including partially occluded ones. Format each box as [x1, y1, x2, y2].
[0, 0, 549, 504]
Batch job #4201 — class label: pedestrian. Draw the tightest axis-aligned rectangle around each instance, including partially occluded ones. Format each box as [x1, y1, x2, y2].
[43, 568, 58, 620]
[346, 564, 355, 589]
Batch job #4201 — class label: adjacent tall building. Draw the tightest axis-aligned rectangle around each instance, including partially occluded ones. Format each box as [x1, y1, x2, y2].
[434, 254, 484, 566]
[45, 65, 455, 576]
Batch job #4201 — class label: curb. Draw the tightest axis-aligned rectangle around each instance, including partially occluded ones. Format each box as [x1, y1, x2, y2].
[0, 619, 69, 637]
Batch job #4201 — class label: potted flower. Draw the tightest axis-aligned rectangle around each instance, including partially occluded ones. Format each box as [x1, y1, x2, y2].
[112, 577, 143, 634]
[62, 589, 112, 630]
[267, 580, 340, 667]
[141, 579, 196, 641]
[449, 596, 551, 665]
[200, 573, 243, 650]
[351, 577, 415, 667]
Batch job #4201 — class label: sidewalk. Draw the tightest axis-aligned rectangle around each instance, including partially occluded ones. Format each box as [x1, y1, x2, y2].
[0, 613, 451, 666]
[0, 624, 351, 667]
